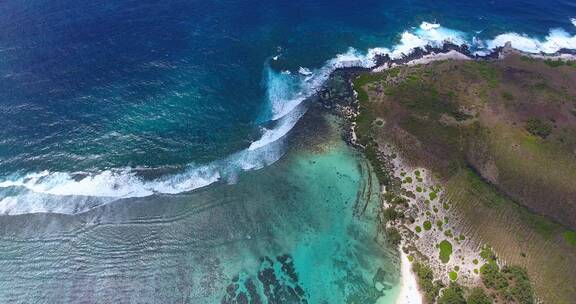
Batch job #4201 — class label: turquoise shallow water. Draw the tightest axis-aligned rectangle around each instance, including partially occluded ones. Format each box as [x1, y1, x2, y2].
[0, 114, 400, 303]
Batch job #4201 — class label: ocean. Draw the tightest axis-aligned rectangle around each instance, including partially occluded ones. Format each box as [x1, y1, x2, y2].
[0, 0, 575, 302]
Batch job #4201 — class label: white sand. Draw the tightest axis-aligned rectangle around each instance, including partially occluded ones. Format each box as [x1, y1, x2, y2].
[396, 248, 423, 304]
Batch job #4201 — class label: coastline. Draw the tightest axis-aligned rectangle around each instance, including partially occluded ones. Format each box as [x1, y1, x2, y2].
[331, 41, 576, 152]
[320, 39, 576, 303]
[396, 247, 423, 304]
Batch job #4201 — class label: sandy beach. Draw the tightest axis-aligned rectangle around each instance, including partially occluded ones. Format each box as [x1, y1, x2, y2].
[396, 248, 423, 304]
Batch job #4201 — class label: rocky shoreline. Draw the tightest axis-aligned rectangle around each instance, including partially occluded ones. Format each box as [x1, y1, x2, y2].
[314, 41, 576, 303]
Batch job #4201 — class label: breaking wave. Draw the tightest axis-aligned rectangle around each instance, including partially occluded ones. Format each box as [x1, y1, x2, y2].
[2, 21, 576, 215]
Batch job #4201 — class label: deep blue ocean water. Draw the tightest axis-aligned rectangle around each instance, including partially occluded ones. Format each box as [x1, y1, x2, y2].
[0, 0, 575, 302]
[1, 1, 575, 211]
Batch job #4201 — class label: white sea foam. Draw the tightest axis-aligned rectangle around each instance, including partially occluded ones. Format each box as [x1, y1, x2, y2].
[2, 21, 576, 215]
[486, 28, 576, 53]
[572, 18, 576, 27]
[298, 67, 312, 76]
[420, 21, 440, 31]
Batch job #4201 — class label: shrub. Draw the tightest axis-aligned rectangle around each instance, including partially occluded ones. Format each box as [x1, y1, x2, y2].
[437, 283, 466, 304]
[437, 220, 444, 230]
[413, 262, 444, 303]
[480, 263, 508, 290]
[525, 118, 552, 138]
[449, 271, 458, 281]
[480, 245, 497, 263]
[438, 240, 453, 263]
[383, 207, 404, 222]
[415, 226, 422, 233]
[386, 227, 402, 245]
[423, 220, 432, 231]
[502, 266, 535, 304]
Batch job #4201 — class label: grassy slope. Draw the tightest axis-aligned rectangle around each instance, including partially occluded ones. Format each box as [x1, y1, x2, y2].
[354, 55, 576, 303]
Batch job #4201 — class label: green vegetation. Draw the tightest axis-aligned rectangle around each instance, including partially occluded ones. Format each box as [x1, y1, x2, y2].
[503, 265, 535, 304]
[353, 73, 383, 103]
[471, 61, 500, 88]
[415, 226, 422, 233]
[404, 176, 413, 183]
[467, 288, 492, 304]
[416, 186, 422, 192]
[437, 220, 444, 230]
[413, 262, 444, 303]
[480, 263, 508, 290]
[363, 142, 390, 186]
[473, 259, 479, 265]
[423, 220, 432, 231]
[449, 271, 458, 281]
[480, 245, 496, 264]
[563, 230, 576, 246]
[429, 192, 438, 201]
[437, 283, 466, 304]
[480, 263, 535, 304]
[388, 67, 400, 77]
[543, 59, 576, 68]
[525, 118, 552, 138]
[386, 227, 401, 245]
[438, 240, 453, 263]
[383, 207, 404, 222]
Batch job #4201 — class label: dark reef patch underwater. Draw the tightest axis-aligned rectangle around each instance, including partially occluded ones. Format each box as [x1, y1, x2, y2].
[0, 0, 576, 302]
